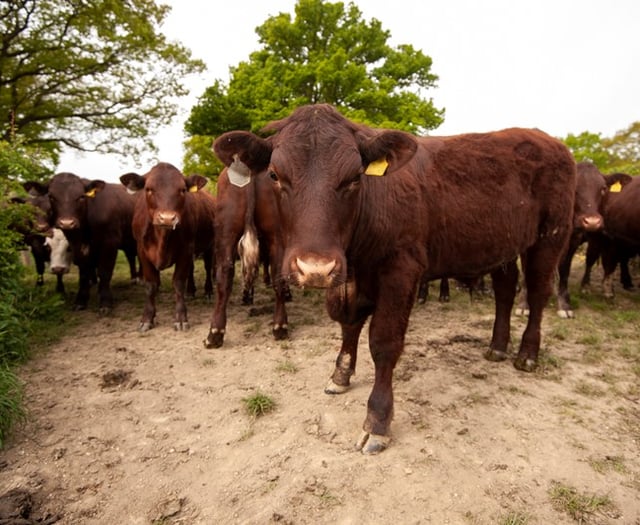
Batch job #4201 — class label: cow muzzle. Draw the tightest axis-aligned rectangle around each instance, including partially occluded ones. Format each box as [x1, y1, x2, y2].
[51, 266, 70, 275]
[292, 256, 338, 288]
[153, 211, 180, 230]
[56, 217, 79, 230]
[580, 215, 603, 232]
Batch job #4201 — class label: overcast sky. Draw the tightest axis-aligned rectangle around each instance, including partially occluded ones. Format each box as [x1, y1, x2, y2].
[57, 0, 640, 183]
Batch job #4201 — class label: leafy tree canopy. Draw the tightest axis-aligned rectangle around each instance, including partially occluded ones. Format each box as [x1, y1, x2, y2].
[183, 0, 444, 176]
[0, 0, 205, 166]
[563, 122, 640, 175]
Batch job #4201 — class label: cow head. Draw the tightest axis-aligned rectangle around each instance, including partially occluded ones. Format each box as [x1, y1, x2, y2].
[46, 228, 72, 275]
[47, 172, 105, 231]
[120, 162, 207, 229]
[573, 162, 608, 232]
[20, 181, 53, 233]
[214, 104, 417, 289]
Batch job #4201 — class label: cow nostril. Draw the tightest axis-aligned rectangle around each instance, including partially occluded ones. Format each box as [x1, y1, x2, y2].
[296, 257, 336, 277]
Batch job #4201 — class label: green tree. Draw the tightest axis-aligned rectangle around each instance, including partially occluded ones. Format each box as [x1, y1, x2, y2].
[563, 124, 640, 175]
[184, 0, 444, 177]
[603, 122, 640, 175]
[1, 0, 205, 166]
[562, 131, 612, 168]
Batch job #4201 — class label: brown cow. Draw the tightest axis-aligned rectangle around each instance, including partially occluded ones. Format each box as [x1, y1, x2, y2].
[582, 172, 639, 298]
[204, 165, 289, 348]
[121, 162, 216, 332]
[30, 173, 137, 312]
[213, 104, 576, 453]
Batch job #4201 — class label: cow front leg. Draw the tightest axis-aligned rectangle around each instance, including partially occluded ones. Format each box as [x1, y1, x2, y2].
[74, 262, 93, 310]
[356, 266, 418, 454]
[96, 248, 118, 315]
[139, 258, 159, 332]
[325, 319, 364, 394]
[173, 260, 191, 331]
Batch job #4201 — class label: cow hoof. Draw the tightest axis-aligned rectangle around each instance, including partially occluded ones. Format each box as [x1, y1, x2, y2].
[204, 330, 224, 349]
[138, 322, 153, 332]
[484, 348, 507, 362]
[557, 309, 575, 319]
[174, 321, 190, 331]
[514, 307, 529, 317]
[98, 306, 112, 316]
[73, 304, 88, 311]
[514, 356, 537, 372]
[324, 378, 350, 395]
[356, 432, 390, 455]
[273, 324, 288, 341]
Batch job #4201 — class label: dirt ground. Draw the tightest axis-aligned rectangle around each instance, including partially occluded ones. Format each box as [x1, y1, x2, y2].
[1, 260, 639, 525]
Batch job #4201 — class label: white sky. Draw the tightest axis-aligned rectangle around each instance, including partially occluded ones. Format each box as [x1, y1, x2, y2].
[57, 0, 640, 183]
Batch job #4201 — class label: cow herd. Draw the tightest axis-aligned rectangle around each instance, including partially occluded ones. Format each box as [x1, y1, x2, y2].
[15, 104, 639, 454]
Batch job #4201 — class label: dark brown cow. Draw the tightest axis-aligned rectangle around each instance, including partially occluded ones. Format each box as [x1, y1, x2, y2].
[204, 165, 289, 348]
[121, 162, 216, 332]
[31, 173, 137, 311]
[213, 104, 576, 453]
[582, 173, 639, 298]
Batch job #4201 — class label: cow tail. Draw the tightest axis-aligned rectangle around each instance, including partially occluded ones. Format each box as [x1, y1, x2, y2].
[238, 178, 259, 295]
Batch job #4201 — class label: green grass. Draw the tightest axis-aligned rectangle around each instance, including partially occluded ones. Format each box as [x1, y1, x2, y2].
[548, 481, 618, 522]
[242, 391, 276, 418]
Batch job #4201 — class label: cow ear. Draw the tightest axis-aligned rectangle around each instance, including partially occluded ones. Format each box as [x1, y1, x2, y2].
[185, 174, 208, 192]
[213, 131, 272, 173]
[359, 130, 417, 176]
[84, 180, 105, 198]
[23, 180, 48, 196]
[605, 172, 633, 193]
[120, 173, 145, 193]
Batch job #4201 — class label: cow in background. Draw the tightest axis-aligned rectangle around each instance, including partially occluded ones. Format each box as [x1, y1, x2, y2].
[29, 172, 138, 312]
[121, 163, 216, 332]
[213, 104, 576, 453]
[582, 172, 639, 298]
[204, 165, 289, 348]
[12, 183, 72, 293]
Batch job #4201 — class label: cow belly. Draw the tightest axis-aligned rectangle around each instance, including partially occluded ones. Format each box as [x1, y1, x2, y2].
[426, 218, 538, 277]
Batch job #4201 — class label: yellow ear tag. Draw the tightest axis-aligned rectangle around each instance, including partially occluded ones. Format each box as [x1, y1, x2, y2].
[609, 181, 622, 193]
[188, 185, 199, 193]
[364, 158, 389, 176]
[85, 188, 97, 198]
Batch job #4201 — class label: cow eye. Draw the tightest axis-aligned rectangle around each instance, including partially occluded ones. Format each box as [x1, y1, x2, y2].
[268, 170, 278, 182]
[339, 176, 361, 193]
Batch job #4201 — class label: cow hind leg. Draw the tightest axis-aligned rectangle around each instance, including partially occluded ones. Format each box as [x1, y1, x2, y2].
[484, 260, 518, 362]
[515, 247, 558, 372]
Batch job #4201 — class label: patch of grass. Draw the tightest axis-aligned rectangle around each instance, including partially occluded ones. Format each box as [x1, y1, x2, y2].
[242, 391, 276, 418]
[548, 481, 618, 522]
[276, 359, 298, 373]
[0, 365, 26, 448]
[535, 351, 563, 380]
[587, 455, 627, 475]
[573, 380, 605, 398]
[201, 358, 215, 367]
[498, 510, 531, 525]
[576, 333, 602, 347]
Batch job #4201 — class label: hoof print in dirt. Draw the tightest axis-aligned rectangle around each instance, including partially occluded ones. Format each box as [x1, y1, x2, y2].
[100, 369, 133, 389]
